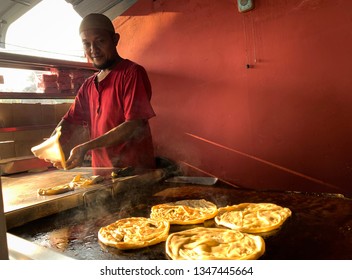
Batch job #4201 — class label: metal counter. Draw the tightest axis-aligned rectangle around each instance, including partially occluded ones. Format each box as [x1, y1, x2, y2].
[2, 167, 166, 229]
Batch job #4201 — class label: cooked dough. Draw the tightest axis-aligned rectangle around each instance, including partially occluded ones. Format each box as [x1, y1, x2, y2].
[37, 174, 103, 195]
[215, 203, 292, 233]
[37, 183, 74, 195]
[98, 217, 170, 250]
[150, 199, 218, 225]
[166, 227, 265, 260]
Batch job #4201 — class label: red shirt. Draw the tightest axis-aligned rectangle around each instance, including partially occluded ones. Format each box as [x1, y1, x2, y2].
[63, 59, 156, 168]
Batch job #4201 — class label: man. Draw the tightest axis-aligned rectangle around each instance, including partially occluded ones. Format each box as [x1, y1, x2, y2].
[53, 13, 156, 170]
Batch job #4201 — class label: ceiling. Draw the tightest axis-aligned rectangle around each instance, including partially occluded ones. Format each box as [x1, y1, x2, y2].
[64, 0, 137, 18]
[0, 0, 137, 48]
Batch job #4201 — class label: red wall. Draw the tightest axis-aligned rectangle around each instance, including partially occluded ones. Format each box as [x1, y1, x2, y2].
[114, 0, 352, 196]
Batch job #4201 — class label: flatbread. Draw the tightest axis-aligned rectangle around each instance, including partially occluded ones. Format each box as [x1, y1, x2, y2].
[37, 174, 103, 195]
[98, 217, 170, 250]
[69, 174, 104, 188]
[150, 199, 218, 225]
[166, 227, 265, 260]
[215, 203, 292, 233]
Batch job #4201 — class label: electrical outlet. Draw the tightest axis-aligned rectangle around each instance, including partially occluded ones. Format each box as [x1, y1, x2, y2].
[237, 0, 254, 13]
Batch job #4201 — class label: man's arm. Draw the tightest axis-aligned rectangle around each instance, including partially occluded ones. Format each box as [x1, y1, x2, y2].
[65, 119, 148, 169]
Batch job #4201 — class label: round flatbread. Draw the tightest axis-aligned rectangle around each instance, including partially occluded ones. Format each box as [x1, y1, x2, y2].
[166, 227, 265, 260]
[98, 217, 170, 250]
[150, 199, 218, 225]
[215, 203, 292, 233]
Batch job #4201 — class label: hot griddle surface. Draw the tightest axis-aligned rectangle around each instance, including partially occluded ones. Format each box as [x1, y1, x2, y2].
[9, 183, 352, 260]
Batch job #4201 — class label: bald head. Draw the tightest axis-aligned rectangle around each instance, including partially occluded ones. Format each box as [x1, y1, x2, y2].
[79, 13, 115, 34]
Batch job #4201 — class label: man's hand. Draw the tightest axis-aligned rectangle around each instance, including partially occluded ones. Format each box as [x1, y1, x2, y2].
[49, 144, 86, 170]
[65, 144, 87, 170]
[51, 160, 65, 169]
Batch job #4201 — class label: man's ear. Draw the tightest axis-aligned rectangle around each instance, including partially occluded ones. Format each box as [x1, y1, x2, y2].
[113, 33, 120, 46]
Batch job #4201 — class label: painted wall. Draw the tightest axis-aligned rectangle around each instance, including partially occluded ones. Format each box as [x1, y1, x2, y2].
[114, 0, 352, 196]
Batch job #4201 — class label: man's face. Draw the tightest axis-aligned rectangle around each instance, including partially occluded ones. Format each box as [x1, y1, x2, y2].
[80, 29, 118, 70]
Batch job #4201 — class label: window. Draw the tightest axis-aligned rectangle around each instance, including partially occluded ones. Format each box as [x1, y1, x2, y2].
[3, 0, 85, 61]
[0, 0, 94, 102]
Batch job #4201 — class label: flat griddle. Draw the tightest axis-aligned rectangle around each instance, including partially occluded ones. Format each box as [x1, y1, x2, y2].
[7, 179, 352, 260]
